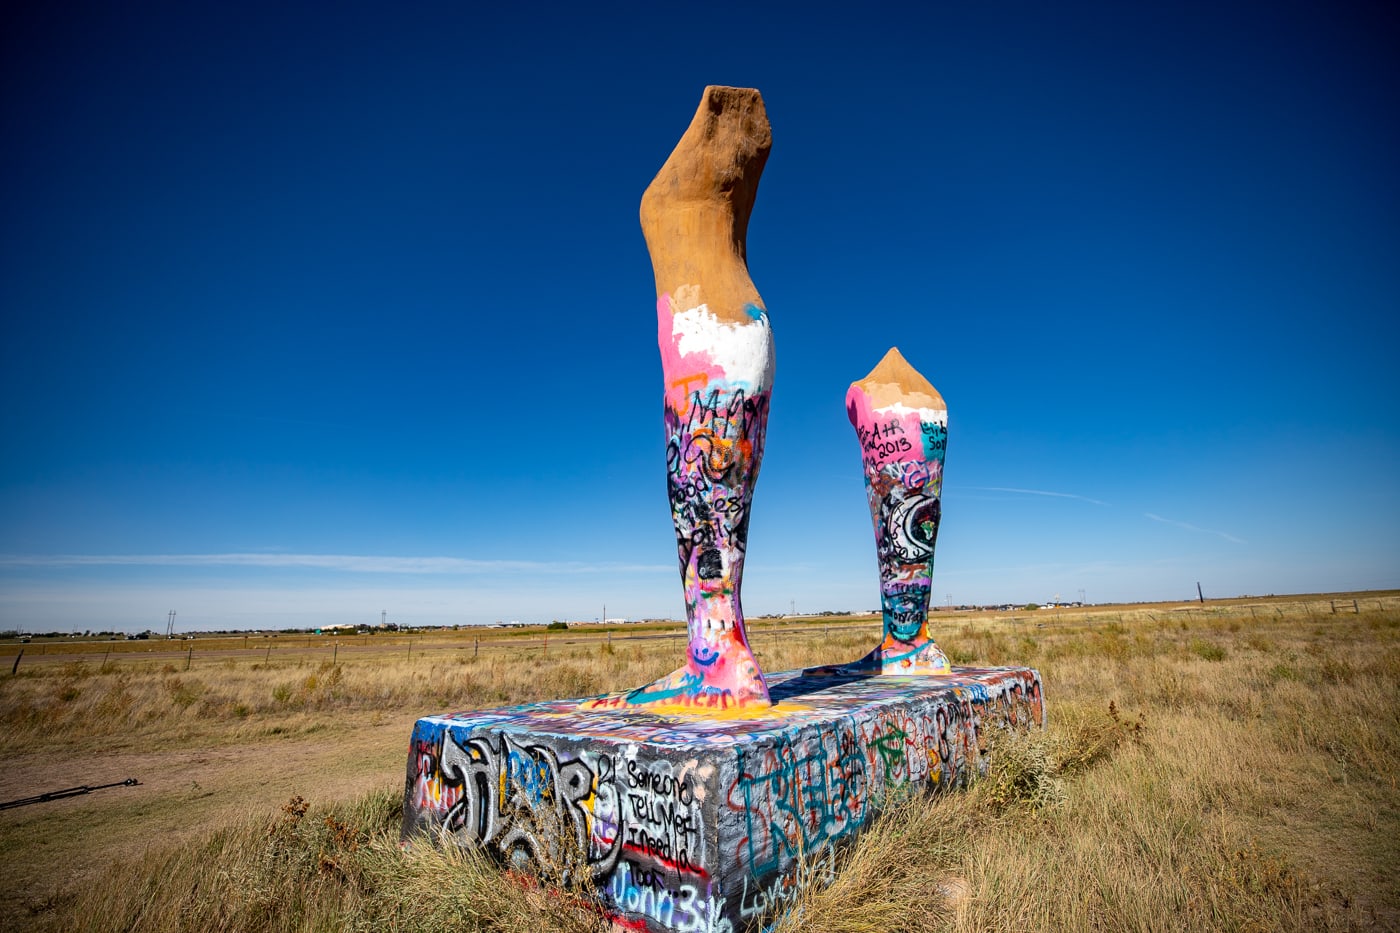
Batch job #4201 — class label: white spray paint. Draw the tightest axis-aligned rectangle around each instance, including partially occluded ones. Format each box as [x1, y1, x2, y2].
[867, 402, 947, 422]
[670, 301, 774, 391]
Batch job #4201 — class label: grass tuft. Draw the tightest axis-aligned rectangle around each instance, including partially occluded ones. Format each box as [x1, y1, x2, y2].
[977, 728, 1064, 812]
[36, 789, 608, 933]
[1190, 639, 1228, 661]
[1055, 700, 1145, 776]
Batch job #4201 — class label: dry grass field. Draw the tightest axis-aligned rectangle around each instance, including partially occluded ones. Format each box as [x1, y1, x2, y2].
[1, 592, 1396, 931]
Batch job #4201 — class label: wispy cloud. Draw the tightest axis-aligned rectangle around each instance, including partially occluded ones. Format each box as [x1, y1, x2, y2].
[964, 487, 1110, 507]
[0, 553, 672, 575]
[1144, 513, 1245, 544]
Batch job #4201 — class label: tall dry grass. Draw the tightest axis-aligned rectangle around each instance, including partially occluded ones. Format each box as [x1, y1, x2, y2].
[4, 599, 1398, 931]
[37, 788, 608, 933]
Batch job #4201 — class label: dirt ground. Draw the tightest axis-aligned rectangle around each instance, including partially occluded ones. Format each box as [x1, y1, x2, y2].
[0, 714, 418, 926]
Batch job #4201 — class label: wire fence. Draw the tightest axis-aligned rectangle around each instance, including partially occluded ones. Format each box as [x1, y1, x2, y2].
[2, 594, 1396, 674]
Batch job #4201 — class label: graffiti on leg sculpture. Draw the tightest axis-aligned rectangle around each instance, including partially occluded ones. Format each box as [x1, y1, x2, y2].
[584, 86, 775, 713]
[842, 347, 952, 675]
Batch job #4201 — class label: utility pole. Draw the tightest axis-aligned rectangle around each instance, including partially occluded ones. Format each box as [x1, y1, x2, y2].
[166, 610, 176, 639]
[1196, 582, 1205, 604]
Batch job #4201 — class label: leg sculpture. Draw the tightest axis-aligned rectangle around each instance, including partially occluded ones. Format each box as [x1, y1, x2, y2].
[845, 347, 952, 674]
[584, 86, 774, 711]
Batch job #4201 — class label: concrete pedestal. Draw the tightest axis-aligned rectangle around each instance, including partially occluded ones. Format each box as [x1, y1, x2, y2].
[402, 665, 1043, 932]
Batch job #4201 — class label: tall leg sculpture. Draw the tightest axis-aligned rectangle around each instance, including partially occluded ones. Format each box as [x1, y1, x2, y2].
[845, 347, 952, 674]
[585, 86, 774, 711]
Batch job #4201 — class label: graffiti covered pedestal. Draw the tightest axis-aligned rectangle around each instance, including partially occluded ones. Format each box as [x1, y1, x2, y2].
[402, 665, 1043, 933]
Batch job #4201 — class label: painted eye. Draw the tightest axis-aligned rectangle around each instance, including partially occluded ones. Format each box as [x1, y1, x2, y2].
[887, 494, 940, 561]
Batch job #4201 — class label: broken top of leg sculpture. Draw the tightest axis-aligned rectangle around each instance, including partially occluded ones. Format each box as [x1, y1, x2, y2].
[842, 347, 952, 675]
[584, 87, 775, 713]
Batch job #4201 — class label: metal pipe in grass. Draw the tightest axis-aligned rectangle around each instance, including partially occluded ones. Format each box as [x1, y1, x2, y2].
[0, 778, 140, 811]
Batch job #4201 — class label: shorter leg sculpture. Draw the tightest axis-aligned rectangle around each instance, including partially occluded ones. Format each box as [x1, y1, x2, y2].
[843, 347, 951, 674]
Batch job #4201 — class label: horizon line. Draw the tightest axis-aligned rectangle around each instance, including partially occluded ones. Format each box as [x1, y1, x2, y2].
[0, 552, 675, 575]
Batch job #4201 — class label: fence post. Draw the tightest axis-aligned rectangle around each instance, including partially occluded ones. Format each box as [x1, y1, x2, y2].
[185, 643, 192, 671]
[474, 636, 479, 659]
[11, 649, 22, 675]
[1353, 599, 1359, 613]
[333, 642, 338, 665]
[1330, 600, 1337, 614]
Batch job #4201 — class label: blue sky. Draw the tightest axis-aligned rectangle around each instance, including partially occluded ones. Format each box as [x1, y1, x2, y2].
[2, 1, 1397, 632]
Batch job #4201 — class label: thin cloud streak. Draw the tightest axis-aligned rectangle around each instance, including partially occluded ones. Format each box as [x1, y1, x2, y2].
[1143, 513, 1245, 544]
[0, 553, 673, 575]
[963, 487, 1110, 507]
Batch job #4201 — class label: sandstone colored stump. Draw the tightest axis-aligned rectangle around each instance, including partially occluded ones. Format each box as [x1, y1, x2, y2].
[403, 665, 1044, 932]
[585, 86, 775, 712]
